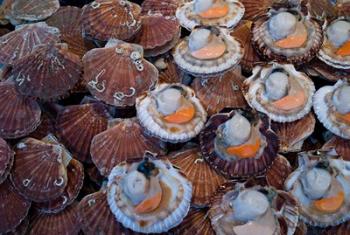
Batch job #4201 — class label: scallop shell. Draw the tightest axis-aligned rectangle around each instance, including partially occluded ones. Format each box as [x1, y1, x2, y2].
[30, 113, 56, 140]
[29, 203, 80, 235]
[305, 58, 350, 82]
[135, 14, 180, 57]
[83, 40, 158, 107]
[46, 6, 93, 58]
[82, 0, 142, 41]
[0, 81, 41, 139]
[10, 137, 69, 202]
[10, 0, 60, 22]
[0, 22, 60, 66]
[141, 0, 179, 17]
[6, 218, 29, 235]
[10, 43, 82, 101]
[170, 208, 215, 235]
[176, 0, 245, 30]
[307, 0, 337, 21]
[136, 83, 207, 143]
[168, 148, 227, 207]
[34, 159, 84, 214]
[271, 113, 316, 153]
[173, 27, 243, 78]
[199, 110, 279, 179]
[191, 69, 247, 116]
[55, 103, 109, 163]
[252, 10, 323, 65]
[157, 56, 184, 84]
[0, 180, 31, 234]
[91, 118, 164, 176]
[85, 164, 105, 185]
[240, 0, 273, 20]
[0, 138, 14, 184]
[265, 154, 292, 190]
[322, 136, 350, 161]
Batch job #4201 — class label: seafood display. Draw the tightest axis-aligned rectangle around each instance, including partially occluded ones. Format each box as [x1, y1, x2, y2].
[1, 0, 350, 234]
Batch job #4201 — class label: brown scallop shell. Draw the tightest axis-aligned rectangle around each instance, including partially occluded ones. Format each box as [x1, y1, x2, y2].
[10, 137, 68, 202]
[10, 43, 82, 101]
[271, 112, 316, 153]
[10, 0, 60, 21]
[322, 136, 350, 161]
[141, 0, 179, 17]
[29, 203, 80, 235]
[265, 154, 292, 190]
[29, 113, 56, 140]
[191, 69, 248, 116]
[0, 81, 41, 139]
[135, 14, 180, 57]
[6, 217, 29, 235]
[0, 180, 31, 234]
[55, 103, 109, 163]
[83, 41, 158, 107]
[86, 164, 105, 185]
[199, 110, 279, 179]
[0, 22, 60, 65]
[170, 208, 215, 235]
[0, 138, 14, 184]
[241, 0, 273, 21]
[231, 20, 262, 72]
[305, 58, 350, 82]
[46, 6, 93, 58]
[90, 118, 164, 176]
[82, 0, 142, 41]
[168, 147, 227, 207]
[337, 3, 350, 17]
[157, 56, 183, 84]
[34, 159, 84, 214]
[307, 0, 337, 21]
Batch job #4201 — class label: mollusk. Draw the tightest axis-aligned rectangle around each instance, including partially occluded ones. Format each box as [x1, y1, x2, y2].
[0, 138, 13, 184]
[305, 58, 350, 82]
[156, 56, 184, 84]
[83, 39, 158, 107]
[322, 136, 350, 161]
[176, 0, 245, 30]
[244, 63, 315, 123]
[136, 83, 207, 143]
[313, 79, 350, 139]
[141, 0, 179, 17]
[173, 26, 243, 78]
[9, 0, 60, 22]
[107, 156, 192, 233]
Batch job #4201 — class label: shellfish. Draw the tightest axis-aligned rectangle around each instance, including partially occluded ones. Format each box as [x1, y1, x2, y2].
[83, 39, 158, 107]
[136, 83, 207, 143]
[107, 155, 192, 233]
[156, 56, 184, 84]
[0, 138, 14, 184]
[141, 0, 179, 17]
[199, 109, 279, 178]
[322, 135, 350, 160]
[9, 0, 60, 22]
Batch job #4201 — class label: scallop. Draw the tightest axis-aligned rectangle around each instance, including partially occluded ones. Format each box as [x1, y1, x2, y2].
[141, 0, 179, 17]
[0, 138, 13, 184]
[10, 0, 60, 22]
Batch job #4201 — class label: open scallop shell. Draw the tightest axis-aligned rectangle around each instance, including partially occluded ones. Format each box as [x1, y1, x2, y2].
[141, 0, 179, 17]
[176, 0, 245, 30]
[313, 80, 350, 139]
[9, 0, 59, 22]
[55, 103, 109, 163]
[271, 112, 316, 153]
[83, 40, 158, 107]
[0, 81, 41, 139]
[0, 180, 31, 234]
[34, 159, 84, 214]
[136, 83, 207, 143]
[10, 136, 69, 202]
[173, 27, 243, 78]
[305, 58, 350, 82]
[82, 0, 142, 41]
[107, 157, 192, 233]
[10, 43, 82, 101]
[0, 138, 14, 184]
[199, 109, 279, 179]
[91, 118, 164, 176]
[168, 147, 227, 207]
[191, 69, 247, 116]
[135, 14, 181, 57]
[29, 203, 80, 235]
[244, 63, 315, 123]
[322, 136, 350, 161]
[0, 22, 60, 66]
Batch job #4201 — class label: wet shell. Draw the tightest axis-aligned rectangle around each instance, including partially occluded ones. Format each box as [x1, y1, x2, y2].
[55, 103, 109, 163]
[307, 0, 337, 21]
[322, 136, 350, 161]
[10, 0, 59, 21]
[240, 0, 273, 20]
[83, 40, 158, 107]
[305, 58, 350, 82]
[156, 56, 184, 84]
[199, 110, 279, 179]
[0, 180, 31, 234]
[91, 118, 164, 176]
[82, 0, 142, 41]
[141, 0, 179, 17]
[35, 159, 84, 214]
[135, 14, 180, 57]
[29, 203, 80, 235]
[170, 208, 215, 235]
[46, 6, 93, 58]
[0, 22, 60, 66]
[29, 113, 56, 140]
[168, 148, 227, 207]
[0, 138, 14, 184]
[10, 43, 82, 101]
[10, 137, 68, 202]
[265, 155, 292, 190]
[0, 81, 41, 139]
[191, 69, 247, 116]
[271, 113, 316, 153]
